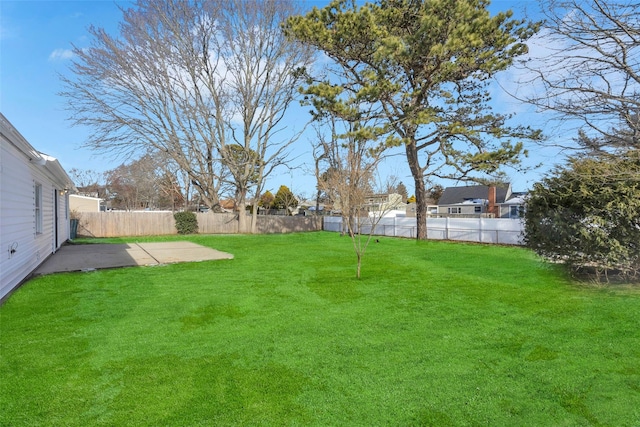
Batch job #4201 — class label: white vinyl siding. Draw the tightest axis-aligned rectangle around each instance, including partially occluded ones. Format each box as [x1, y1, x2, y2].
[1, 113, 74, 301]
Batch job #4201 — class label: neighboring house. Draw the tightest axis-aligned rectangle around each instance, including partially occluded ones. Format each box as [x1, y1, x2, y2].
[220, 199, 236, 212]
[295, 199, 328, 216]
[437, 184, 513, 217]
[404, 194, 439, 217]
[69, 194, 102, 212]
[363, 193, 404, 213]
[500, 193, 527, 219]
[375, 209, 409, 218]
[1, 114, 75, 302]
[330, 192, 404, 216]
[76, 185, 110, 209]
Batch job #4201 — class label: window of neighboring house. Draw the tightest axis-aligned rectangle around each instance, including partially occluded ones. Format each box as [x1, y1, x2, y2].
[474, 206, 482, 213]
[448, 207, 461, 214]
[510, 205, 520, 218]
[35, 183, 43, 234]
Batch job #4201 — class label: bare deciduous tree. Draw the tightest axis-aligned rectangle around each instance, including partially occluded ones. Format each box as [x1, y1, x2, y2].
[62, 1, 225, 210]
[215, 0, 314, 232]
[314, 117, 389, 278]
[68, 168, 105, 198]
[61, 0, 312, 230]
[519, 0, 640, 151]
[103, 154, 163, 210]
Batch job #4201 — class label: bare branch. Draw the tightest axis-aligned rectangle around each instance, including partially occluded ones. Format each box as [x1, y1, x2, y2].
[517, 0, 640, 151]
[60, 0, 313, 221]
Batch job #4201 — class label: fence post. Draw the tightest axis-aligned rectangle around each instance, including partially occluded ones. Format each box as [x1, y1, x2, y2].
[445, 217, 449, 240]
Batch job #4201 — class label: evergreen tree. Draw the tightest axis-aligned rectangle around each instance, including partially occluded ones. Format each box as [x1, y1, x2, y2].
[395, 182, 408, 201]
[524, 149, 640, 282]
[285, 0, 541, 239]
[274, 185, 299, 215]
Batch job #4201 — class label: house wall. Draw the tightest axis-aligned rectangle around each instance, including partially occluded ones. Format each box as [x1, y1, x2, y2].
[70, 194, 101, 212]
[499, 204, 523, 219]
[437, 204, 485, 216]
[404, 203, 438, 217]
[1, 120, 72, 302]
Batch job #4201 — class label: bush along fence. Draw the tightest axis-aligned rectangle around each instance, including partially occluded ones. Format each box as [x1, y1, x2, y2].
[74, 211, 322, 238]
[323, 216, 524, 245]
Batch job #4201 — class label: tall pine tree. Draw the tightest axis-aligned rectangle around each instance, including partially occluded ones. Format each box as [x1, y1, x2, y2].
[285, 0, 541, 239]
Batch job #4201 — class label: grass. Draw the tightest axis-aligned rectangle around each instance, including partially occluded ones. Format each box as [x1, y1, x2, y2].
[1, 232, 639, 426]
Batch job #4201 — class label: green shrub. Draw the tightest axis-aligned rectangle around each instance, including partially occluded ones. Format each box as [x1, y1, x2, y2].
[174, 211, 198, 234]
[524, 150, 640, 282]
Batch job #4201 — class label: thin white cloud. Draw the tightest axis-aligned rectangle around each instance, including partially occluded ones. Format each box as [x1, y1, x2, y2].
[0, 21, 17, 41]
[49, 48, 75, 61]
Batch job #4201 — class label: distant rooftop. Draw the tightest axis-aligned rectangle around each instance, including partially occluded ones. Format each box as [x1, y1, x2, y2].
[438, 184, 511, 205]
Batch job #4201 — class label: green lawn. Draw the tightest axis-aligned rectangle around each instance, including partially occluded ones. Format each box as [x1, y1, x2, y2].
[1, 232, 638, 426]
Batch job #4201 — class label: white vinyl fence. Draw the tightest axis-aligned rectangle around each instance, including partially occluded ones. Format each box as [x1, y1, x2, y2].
[323, 216, 524, 245]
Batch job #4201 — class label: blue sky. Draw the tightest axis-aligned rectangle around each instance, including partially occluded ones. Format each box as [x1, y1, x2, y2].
[1, 1, 127, 174]
[1, 0, 565, 196]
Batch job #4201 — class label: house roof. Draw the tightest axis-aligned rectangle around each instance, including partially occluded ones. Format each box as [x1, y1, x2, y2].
[1, 113, 76, 192]
[438, 185, 511, 205]
[502, 194, 527, 205]
[220, 199, 236, 210]
[69, 194, 102, 202]
[40, 154, 77, 192]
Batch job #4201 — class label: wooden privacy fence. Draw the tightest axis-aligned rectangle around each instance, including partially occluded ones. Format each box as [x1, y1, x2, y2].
[75, 211, 322, 238]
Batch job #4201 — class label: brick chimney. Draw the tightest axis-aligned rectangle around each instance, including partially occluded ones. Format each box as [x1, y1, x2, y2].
[488, 186, 497, 217]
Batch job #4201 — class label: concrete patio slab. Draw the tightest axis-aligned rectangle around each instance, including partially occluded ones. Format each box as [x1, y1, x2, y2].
[33, 242, 233, 276]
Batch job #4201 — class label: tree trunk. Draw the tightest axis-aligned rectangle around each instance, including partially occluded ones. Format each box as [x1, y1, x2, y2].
[250, 200, 258, 234]
[237, 203, 248, 233]
[414, 178, 427, 240]
[236, 189, 249, 233]
[405, 141, 427, 240]
[315, 188, 322, 216]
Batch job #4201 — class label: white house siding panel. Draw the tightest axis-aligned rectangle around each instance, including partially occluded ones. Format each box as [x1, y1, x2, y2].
[1, 117, 73, 301]
[36, 170, 57, 258]
[0, 151, 67, 299]
[1, 140, 39, 299]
